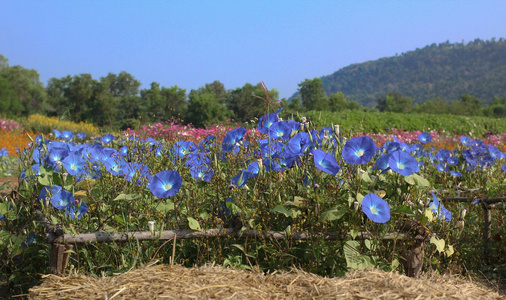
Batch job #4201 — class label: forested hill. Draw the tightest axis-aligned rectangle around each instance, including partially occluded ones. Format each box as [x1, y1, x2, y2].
[314, 38, 506, 107]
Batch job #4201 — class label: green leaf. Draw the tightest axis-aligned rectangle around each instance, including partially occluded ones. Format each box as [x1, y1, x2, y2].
[391, 258, 400, 270]
[364, 239, 372, 250]
[187, 217, 201, 231]
[356, 193, 364, 205]
[271, 205, 292, 217]
[37, 166, 52, 186]
[199, 211, 211, 220]
[226, 201, 242, 215]
[445, 245, 454, 257]
[350, 229, 358, 240]
[319, 207, 347, 222]
[156, 200, 174, 214]
[430, 236, 445, 253]
[113, 193, 141, 201]
[412, 173, 430, 187]
[344, 240, 361, 268]
[390, 205, 415, 216]
[404, 175, 416, 185]
[0, 202, 9, 215]
[343, 240, 375, 270]
[361, 172, 372, 183]
[271, 205, 301, 218]
[113, 215, 126, 226]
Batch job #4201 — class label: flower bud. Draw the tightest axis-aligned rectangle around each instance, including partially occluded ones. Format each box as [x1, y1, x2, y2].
[257, 158, 263, 171]
[333, 124, 340, 137]
[353, 201, 359, 212]
[461, 208, 467, 219]
[148, 221, 155, 235]
[457, 220, 465, 229]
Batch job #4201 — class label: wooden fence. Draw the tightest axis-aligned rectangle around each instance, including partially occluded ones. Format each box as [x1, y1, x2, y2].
[36, 196, 504, 277]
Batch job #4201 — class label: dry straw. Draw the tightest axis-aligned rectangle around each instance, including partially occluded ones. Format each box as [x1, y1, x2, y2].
[27, 262, 504, 300]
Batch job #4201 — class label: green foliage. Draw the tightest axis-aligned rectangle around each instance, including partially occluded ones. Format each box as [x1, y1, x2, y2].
[186, 86, 230, 128]
[298, 78, 327, 111]
[377, 92, 413, 113]
[0, 59, 48, 118]
[318, 38, 506, 107]
[300, 109, 506, 136]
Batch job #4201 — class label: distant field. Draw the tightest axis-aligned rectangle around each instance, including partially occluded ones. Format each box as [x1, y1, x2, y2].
[292, 110, 506, 136]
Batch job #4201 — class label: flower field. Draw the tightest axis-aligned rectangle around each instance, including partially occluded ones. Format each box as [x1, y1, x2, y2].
[0, 113, 505, 296]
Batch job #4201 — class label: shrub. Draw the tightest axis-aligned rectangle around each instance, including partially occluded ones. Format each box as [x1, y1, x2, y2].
[20, 114, 100, 138]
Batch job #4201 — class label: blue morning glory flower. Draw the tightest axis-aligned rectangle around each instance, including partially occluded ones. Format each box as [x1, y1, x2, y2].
[68, 201, 89, 220]
[61, 130, 74, 140]
[38, 185, 62, 202]
[287, 132, 313, 156]
[342, 136, 377, 165]
[51, 189, 75, 210]
[447, 157, 459, 165]
[230, 170, 250, 188]
[189, 164, 214, 182]
[450, 170, 462, 177]
[218, 198, 232, 218]
[53, 129, 63, 139]
[171, 141, 197, 159]
[222, 127, 247, 154]
[361, 193, 390, 223]
[77, 132, 87, 139]
[429, 193, 451, 222]
[101, 134, 115, 144]
[418, 132, 432, 144]
[62, 153, 87, 176]
[460, 136, 472, 147]
[385, 141, 400, 153]
[436, 163, 448, 172]
[373, 153, 391, 172]
[149, 170, 183, 198]
[311, 149, 340, 175]
[268, 121, 292, 140]
[258, 112, 278, 134]
[388, 150, 418, 176]
[246, 161, 260, 177]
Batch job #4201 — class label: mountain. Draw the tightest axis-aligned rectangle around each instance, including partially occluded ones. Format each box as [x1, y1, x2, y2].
[298, 38, 506, 107]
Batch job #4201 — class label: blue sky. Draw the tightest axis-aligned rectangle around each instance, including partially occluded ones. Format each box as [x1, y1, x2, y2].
[1, 1, 505, 99]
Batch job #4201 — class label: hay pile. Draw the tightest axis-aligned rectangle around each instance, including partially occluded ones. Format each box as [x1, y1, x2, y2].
[28, 262, 504, 300]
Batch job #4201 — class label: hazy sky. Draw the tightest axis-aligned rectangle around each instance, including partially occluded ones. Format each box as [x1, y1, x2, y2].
[1, 1, 505, 99]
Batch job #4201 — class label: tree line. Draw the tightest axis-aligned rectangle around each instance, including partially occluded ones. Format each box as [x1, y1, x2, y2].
[1, 54, 504, 132]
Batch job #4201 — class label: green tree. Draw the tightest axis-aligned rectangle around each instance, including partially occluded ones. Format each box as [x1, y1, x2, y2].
[0, 76, 23, 117]
[88, 78, 120, 128]
[377, 92, 413, 113]
[481, 97, 506, 118]
[0, 64, 47, 116]
[413, 97, 450, 114]
[186, 88, 229, 128]
[226, 82, 279, 122]
[139, 82, 187, 123]
[458, 94, 482, 116]
[0, 55, 8, 72]
[160, 85, 187, 122]
[103, 71, 141, 97]
[298, 78, 328, 111]
[46, 74, 97, 123]
[327, 92, 361, 111]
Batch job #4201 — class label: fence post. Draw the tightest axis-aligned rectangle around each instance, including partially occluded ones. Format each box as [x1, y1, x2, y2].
[482, 205, 491, 264]
[50, 243, 73, 275]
